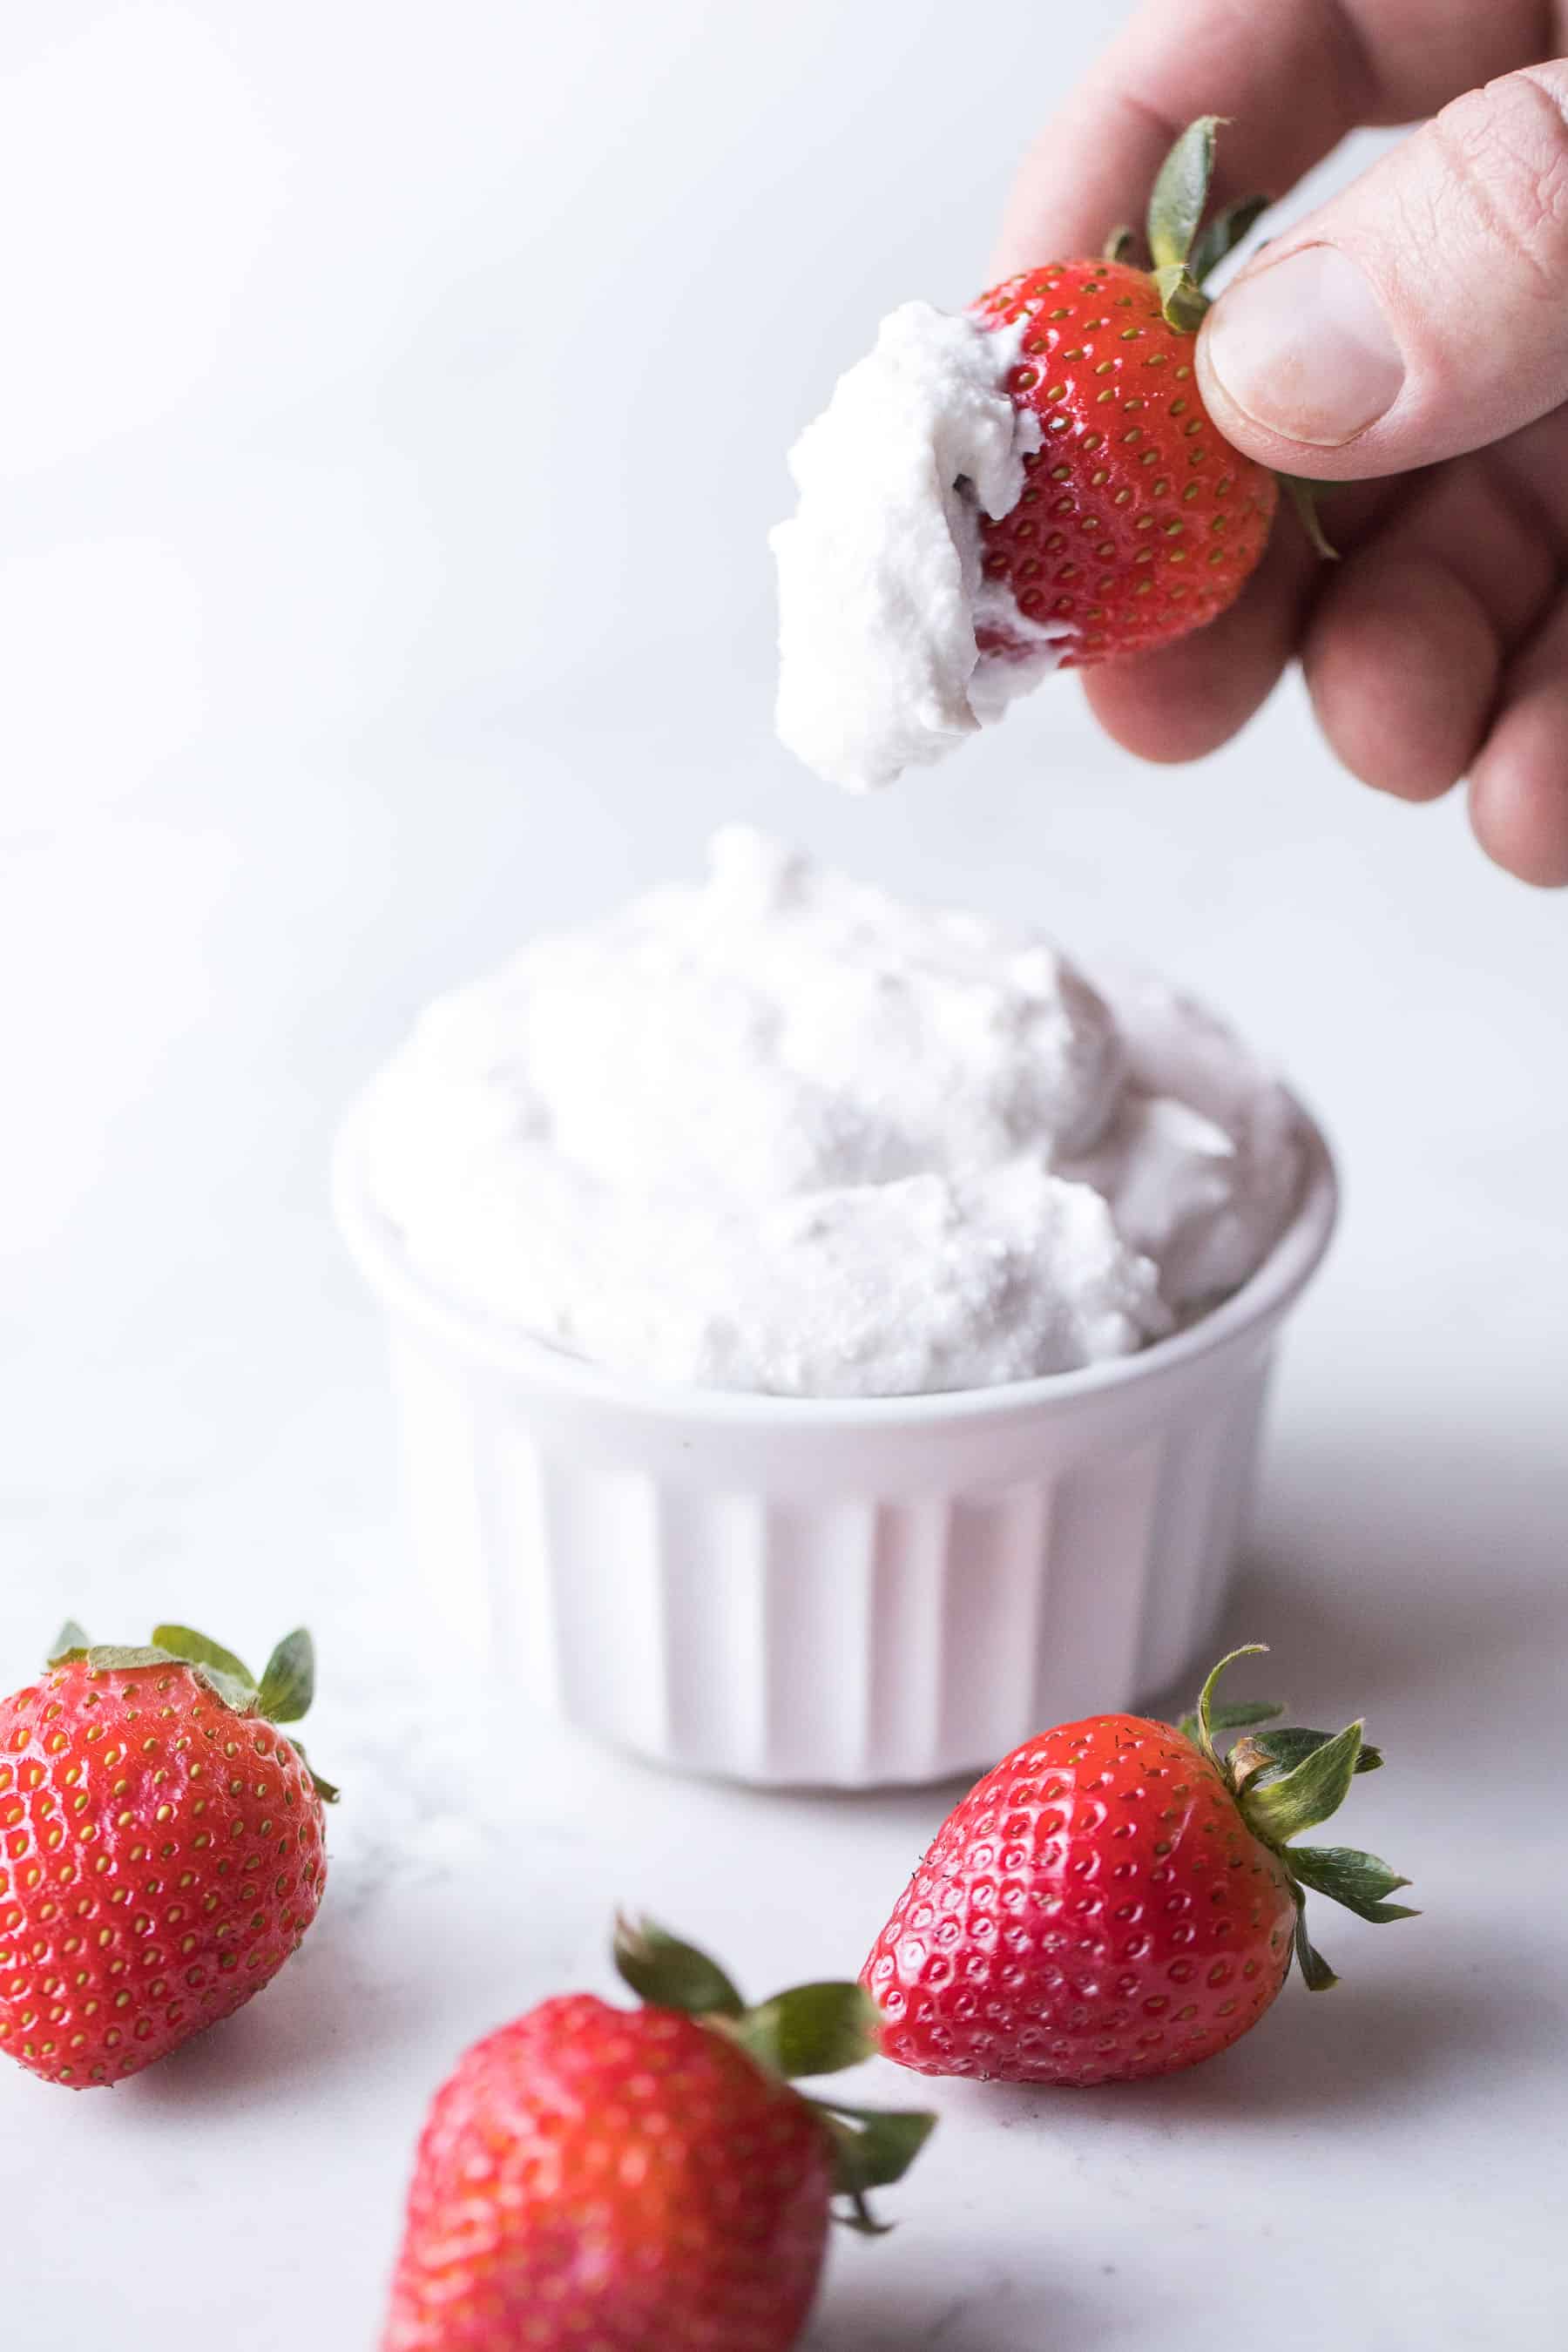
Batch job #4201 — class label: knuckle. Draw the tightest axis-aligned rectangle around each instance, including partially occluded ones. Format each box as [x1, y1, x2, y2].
[1424, 66, 1568, 294]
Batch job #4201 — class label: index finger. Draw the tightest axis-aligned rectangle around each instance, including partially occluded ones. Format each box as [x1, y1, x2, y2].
[990, 0, 1553, 277]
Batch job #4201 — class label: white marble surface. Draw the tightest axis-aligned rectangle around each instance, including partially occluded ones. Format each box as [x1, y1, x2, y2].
[3, 4, 1565, 2346]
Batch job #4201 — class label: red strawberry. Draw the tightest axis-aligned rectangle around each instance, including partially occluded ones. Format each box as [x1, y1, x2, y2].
[382, 1919, 935, 2352]
[863, 1645, 1416, 2086]
[0, 1620, 333, 2087]
[970, 118, 1315, 673]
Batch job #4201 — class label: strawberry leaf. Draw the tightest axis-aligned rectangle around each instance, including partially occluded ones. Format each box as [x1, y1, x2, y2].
[1210, 1699, 1286, 1732]
[815, 2102, 937, 2234]
[1247, 1726, 1383, 1780]
[47, 1620, 91, 1665]
[733, 1984, 880, 2081]
[1146, 115, 1223, 274]
[1291, 1893, 1340, 1992]
[151, 1625, 260, 1715]
[1103, 223, 1139, 266]
[1178, 1696, 1282, 1742]
[1242, 1719, 1363, 1846]
[79, 1646, 180, 1673]
[1191, 193, 1269, 285]
[153, 1625, 257, 1693]
[613, 1916, 744, 2020]
[1287, 1844, 1418, 1924]
[287, 1738, 340, 1805]
[1281, 476, 1341, 560]
[1152, 263, 1210, 334]
[258, 1629, 315, 1724]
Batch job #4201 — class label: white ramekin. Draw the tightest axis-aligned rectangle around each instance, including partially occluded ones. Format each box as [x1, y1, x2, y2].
[332, 1102, 1336, 1789]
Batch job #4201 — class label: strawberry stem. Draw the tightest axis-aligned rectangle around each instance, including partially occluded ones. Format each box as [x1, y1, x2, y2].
[1185, 1641, 1271, 1771]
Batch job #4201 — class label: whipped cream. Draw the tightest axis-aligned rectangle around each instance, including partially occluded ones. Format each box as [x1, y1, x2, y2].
[356, 833, 1301, 1399]
[771, 301, 1070, 792]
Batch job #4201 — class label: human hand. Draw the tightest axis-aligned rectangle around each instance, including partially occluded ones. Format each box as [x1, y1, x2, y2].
[995, 2, 1568, 886]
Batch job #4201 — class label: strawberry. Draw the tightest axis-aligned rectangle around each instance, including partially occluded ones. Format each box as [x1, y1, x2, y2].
[0, 1620, 333, 2088]
[382, 1918, 935, 2352]
[863, 1645, 1416, 2086]
[970, 117, 1319, 672]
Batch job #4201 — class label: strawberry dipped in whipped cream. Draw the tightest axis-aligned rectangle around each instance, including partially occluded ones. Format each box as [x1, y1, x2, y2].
[772, 119, 1286, 790]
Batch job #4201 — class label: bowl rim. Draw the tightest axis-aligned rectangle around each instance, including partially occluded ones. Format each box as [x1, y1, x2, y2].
[331, 1091, 1338, 1429]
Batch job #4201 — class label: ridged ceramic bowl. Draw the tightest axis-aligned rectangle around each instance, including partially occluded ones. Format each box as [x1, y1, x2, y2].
[333, 1099, 1335, 1789]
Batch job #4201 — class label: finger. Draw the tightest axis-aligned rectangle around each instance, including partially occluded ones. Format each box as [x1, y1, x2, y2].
[1470, 592, 1568, 887]
[1308, 554, 1498, 802]
[1301, 454, 1559, 802]
[990, 0, 1547, 277]
[1490, 397, 1568, 540]
[1297, 451, 1560, 808]
[1297, 442, 1560, 808]
[1078, 506, 1318, 763]
[1200, 60, 1568, 476]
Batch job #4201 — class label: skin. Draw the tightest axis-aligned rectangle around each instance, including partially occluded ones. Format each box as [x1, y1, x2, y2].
[993, 0, 1568, 886]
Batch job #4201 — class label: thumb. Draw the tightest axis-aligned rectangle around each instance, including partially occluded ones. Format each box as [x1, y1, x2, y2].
[1196, 64, 1568, 478]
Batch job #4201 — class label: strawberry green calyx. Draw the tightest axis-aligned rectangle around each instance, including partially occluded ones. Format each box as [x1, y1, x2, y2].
[1143, 116, 1261, 332]
[1178, 1645, 1416, 1992]
[46, 1619, 339, 1803]
[612, 1916, 935, 2234]
[1279, 474, 1341, 559]
[1132, 118, 1341, 558]
[613, 1915, 746, 2017]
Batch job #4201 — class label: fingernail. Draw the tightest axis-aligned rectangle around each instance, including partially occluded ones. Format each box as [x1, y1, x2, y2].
[1204, 245, 1404, 446]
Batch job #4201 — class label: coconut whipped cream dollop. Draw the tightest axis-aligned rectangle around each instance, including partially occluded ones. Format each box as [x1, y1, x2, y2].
[355, 832, 1301, 1400]
[771, 301, 1071, 793]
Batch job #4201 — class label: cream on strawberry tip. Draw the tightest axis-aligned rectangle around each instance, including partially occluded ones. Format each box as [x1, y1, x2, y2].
[770, 300, 1073, 793]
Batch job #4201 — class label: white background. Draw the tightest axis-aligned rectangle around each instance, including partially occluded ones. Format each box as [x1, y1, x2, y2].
[1, 4, 1564, 2347]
